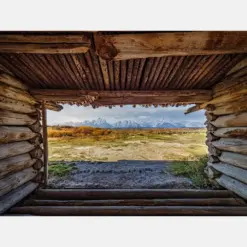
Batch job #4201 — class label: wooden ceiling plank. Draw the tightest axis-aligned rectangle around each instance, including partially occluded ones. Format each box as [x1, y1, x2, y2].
[94, 32, 247, 60]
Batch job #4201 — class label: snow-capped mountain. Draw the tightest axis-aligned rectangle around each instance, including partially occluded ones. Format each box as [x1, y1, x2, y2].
[55, 118, 205, 129]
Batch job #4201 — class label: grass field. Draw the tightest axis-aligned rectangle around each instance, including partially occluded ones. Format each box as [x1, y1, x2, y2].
[47, 126, 210, 188]
[48, 126, 207, 162]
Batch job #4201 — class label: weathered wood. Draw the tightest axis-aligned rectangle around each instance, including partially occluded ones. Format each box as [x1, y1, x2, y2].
[0, 34, 91, 44]
[207, 123, 217, 131]
[185, 87, 247, 114]
[34, 189, 233, 200]
[219, 151, 247, 169]
[41, 103, 48, 187]
[0, 110, 37, 126]
[0, 182, 38, 214]
[44, 102, 63, 112]
[208, 155, 220, 163]
[0, 83, 37, 105]
[94, 32, 247, 60]
[208, 145, 222, 156]
[0, 96, 36, 114]
[212, 138, 247, 155]
[0, 167, 37, 197]
[30, 89, 212, 103]
[33, 159, 43, 170]
[206, 165, 221, 179]
[28, 133, 43, 146]
[205, 112, 218, 121]
[28, 121, 41, 133]
[216, 174, 247, 200]
[0, 126, 37, 143]
[0, 153, 36, 179]
[8, 205, 247, 216]
[209, 162, 247, 184]
[0, 43, 90, 54]
[0, 141, 35, 160]
[23, 197, 245, 207]
[225, 57, 247, 77]
[213, 127, 247, 139]
[211, 112, 247, 128]
[206, 132, 220, 142]
[32, 172, 44, 183]
[29, 147, 43, 159]
[0, 73, 28, 90]
[212, 98, 247, 116]
[98, 57, 110, 89]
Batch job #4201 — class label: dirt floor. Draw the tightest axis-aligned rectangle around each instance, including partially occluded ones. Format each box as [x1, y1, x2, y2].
[48, 160, 194, 189]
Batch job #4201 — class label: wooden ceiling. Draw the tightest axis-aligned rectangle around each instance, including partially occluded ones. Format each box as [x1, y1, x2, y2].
[0, 31, 247, 107]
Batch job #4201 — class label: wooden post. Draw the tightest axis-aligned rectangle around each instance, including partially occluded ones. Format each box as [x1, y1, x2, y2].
[41, 102, 48, 187]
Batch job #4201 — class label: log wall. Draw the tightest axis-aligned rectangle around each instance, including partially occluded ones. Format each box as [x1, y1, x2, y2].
[205, 93, 247, 200]
[0, 74, 44, 214]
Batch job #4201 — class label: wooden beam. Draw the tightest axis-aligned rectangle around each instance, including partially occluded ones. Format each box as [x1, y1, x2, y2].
[0, 182, 38, 214]
[216, 174, 247, 200]
[0, 34, 91, 54]
[23, 198, 244, 207]
[0, 73, 28, 90]
[30, 89, 212, 104]
[94, 32, 247, 60]
[44, 102, 63, 112]
[41, 102, 48, 187]
[8, 205, 247, 216]
[34, 189, 233, 200]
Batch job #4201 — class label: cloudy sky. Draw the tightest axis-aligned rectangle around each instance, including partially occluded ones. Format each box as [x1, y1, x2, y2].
[47, 104, 205, 125]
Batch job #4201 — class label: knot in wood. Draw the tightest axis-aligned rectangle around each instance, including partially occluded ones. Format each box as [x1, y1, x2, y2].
[98, 42, 118, 60]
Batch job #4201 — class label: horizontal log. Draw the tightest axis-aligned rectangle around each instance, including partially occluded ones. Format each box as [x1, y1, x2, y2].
[205, 112, 217, 121]
[219, 151, 247, 169]
[0, 33, 90, 44]
[0, 73, 28, 90]
[216, 174, 247, 200]
[206, 132, 220, 142]
[209, 162, 247, 184]
[225, 57, 247, 77]
[0, 110, 37, 126]
[205, 165, 221, 179]
[0, 126, 37, 143]
[0, 182, 38, 214]
[28, 121, 41, 133]
[0, 83, 37, 105]
[0, 167, 37, 197]
[29, 147, 43, 159]
[44, 102, 63, 112]
[34, 189, 234, 200]
[208, 145, 222, 156]
[28, 134, 43, 146]
[212, 98, 247, 115]
[30, 89, 212, 104]
[0, 96, 36, 114]
[0, 43, 90, 54]
[0, 141, 35, 160]
[0, 153, 36, 179]
[23, 197, 245, 207]
[185, 87, 247, 114]
[32, 159, 43, 170]
[212, 138, 247, 155]
[94, 32, 247, 60]
[8, 205, 247, 216]
[213, 127, 247, 139]
[211, 112, 247, 128]
[208, 155, 220, 163]
[32, 172, 44, 183]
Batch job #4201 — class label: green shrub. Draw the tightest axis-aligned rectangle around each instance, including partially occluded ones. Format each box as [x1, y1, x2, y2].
[49, 163, 77, 177]
[170, 155, 212, 188]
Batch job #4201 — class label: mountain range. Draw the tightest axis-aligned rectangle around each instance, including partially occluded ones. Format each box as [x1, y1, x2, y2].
[54, 118, 205, 128]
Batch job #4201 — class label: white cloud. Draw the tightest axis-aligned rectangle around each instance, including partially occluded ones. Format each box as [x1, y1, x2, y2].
[47, 104, 205, 125]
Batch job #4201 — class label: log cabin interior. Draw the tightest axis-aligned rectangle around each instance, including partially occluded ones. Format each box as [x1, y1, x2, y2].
[0, 31, 247, 216]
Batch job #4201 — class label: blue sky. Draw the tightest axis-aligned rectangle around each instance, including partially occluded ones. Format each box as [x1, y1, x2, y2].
[47, 104, 206, 125]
